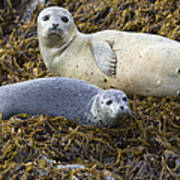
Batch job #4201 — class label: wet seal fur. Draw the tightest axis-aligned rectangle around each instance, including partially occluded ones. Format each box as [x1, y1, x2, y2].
[37, 6, 180, 97]
[0, 77, 130, 127]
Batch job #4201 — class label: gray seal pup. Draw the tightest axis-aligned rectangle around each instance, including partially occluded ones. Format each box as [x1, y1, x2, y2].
[37, 6, 180, 97]
[0, 77, 130, 127]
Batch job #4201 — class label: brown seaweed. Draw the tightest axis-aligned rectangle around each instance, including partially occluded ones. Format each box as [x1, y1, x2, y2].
[0, 0, 180, 179]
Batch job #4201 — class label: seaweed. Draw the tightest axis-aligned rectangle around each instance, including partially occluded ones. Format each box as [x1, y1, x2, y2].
[0, 0, 179, 179]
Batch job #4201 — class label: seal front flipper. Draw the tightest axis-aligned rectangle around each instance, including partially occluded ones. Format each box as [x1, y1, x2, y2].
[91, 40, 117, 77]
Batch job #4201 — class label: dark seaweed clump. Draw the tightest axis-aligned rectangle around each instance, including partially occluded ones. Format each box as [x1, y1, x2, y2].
[0, 0, 180, 179]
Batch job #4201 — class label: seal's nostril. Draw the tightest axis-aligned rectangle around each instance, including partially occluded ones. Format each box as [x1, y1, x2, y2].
[52, 23, 59, 28]
[120, 106, 124, 110]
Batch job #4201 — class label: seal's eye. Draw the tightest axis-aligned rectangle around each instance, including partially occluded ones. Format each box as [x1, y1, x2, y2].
[106, 100, 113, 105]
[42, 15, 50, 21]
[122, 97, 127, 102]
[61, 16, 69, 23]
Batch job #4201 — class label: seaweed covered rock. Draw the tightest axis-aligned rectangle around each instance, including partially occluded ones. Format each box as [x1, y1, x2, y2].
[0, 97, 179, 179]
[0, 0, 179, 179]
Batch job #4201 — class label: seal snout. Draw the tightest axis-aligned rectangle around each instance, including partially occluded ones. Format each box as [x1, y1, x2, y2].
[116, 104, 131, 116]
[119, 105, 124, 110]
[52, 23, 59, 29]
[48, 24, 63, 38]
[107, 100, 131, 119]
[50, 22, 60, 31]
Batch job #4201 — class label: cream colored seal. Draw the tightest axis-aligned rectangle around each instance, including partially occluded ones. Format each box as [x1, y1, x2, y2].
[37, 6, 180, 97]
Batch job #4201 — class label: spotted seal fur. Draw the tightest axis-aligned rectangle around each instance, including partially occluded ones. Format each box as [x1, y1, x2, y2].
[0, 77, 130, 127]
[37, 6, 180, 97]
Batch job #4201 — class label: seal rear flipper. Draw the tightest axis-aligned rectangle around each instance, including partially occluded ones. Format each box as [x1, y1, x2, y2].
[91, 40, 117, 77]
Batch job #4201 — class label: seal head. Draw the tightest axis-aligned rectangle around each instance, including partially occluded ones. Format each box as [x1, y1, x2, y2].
[38, 6, 77, 48]
[89, 89, 131, 127]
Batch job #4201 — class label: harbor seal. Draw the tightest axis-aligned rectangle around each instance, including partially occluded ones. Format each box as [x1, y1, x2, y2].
[0, 77, 130, 127]
[37, 6, 180, 97]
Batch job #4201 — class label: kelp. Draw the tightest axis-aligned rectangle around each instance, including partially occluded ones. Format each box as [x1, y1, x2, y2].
[0, 0, 179, 179]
